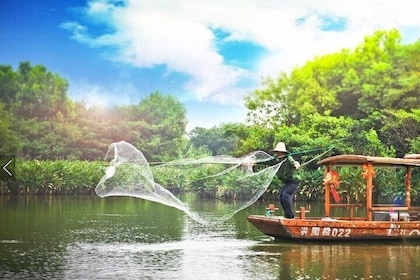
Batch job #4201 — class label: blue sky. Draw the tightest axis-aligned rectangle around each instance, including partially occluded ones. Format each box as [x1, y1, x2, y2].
[1, 0, 420, 130]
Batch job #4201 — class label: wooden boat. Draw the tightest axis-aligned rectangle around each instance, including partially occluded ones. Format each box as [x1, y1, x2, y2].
[247, 154, 420, 241]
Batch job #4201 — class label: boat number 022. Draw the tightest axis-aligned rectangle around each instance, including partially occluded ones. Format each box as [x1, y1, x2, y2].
[300, 227, 351, 237]
[331, 228, 351, 237]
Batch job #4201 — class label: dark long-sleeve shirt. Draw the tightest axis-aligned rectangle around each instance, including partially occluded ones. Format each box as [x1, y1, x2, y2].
[261, 155, 301, 183]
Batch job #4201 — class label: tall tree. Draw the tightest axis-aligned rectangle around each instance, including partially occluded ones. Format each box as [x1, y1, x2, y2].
[188, 124, 247, 156]
[132, 92, 187, 161]
[379, 109, 420, 156]
[245, 30, 420, 125]
[14, 62, 71, 120]
[0, 65, 18, 106]
[0, 102, 19, 154]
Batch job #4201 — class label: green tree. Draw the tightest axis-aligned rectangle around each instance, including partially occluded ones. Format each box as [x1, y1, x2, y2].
[0, 65, 18, 106]
[351, 30, 420, 116]
[131, 92, 187, 161]
[245, 73, 291, 127]
[237, 124, 275, 153]
[0, 102, 19, 154]
[189, 124, 248, 156]
[246, 30, 420, 124]
[379, 109, 420, 156]
[0, 62, 191, 160]
[13, 62, 71, 120]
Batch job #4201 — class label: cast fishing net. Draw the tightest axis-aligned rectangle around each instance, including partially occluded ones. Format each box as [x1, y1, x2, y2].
[95, 141, 284, 224]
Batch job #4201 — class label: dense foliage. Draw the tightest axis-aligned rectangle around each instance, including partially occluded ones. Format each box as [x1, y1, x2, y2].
[1, 29, 419, 202]
[0, 63, 187, 161]
[245, 30, 420, 156]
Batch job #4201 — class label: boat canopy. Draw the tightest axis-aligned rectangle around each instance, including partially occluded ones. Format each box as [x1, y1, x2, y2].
[317, 154, 420, 167]
[317, 154, 420, 221]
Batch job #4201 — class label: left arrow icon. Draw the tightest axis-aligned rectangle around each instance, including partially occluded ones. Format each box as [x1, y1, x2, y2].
[1, 155, 15, 180]
[3, 159, 13, 176]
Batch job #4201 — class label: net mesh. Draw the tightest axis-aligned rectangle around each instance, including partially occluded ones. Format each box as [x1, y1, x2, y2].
[95, 141, 283, 224]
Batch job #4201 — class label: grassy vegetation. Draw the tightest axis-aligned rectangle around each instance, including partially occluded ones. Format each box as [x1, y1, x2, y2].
[2, 160, 418, 205]
[1, 159, 105, 195]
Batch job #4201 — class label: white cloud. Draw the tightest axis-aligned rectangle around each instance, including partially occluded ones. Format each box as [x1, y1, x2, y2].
[64, 0, 420, 105]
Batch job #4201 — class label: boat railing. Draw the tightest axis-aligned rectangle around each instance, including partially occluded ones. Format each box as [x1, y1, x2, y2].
[296, 206, 310, 219]
[371, 205, 408, 211]
[330, 203, 362, 220]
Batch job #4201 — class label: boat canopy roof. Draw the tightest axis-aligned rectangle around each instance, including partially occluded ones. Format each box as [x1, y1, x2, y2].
[317, 154, 420, 167]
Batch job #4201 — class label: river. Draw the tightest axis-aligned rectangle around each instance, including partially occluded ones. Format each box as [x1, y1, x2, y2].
[0, 196, 419, 279]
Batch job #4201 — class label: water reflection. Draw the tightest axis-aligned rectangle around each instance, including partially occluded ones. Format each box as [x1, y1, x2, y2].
[0, 196, 419, 279]
[247, 242, 420, 279]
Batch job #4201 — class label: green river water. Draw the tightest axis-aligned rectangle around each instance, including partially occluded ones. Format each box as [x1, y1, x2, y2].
[0, 196, 419, 279]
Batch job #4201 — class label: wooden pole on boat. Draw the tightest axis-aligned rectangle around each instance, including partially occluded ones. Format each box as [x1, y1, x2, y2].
[362, 162, 375, 221]
[405, 167, 411, 208]
[324, 165, 331, 217]
[363, 163, 375, 221]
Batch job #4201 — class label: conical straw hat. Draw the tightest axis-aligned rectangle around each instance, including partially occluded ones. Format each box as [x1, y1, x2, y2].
[273, 142, 288, 153]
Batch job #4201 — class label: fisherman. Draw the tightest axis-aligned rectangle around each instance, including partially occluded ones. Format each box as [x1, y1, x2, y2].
[263, 142, 301, 218]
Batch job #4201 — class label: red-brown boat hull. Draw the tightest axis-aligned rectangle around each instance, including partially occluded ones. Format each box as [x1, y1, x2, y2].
[247, 215, 420, 241]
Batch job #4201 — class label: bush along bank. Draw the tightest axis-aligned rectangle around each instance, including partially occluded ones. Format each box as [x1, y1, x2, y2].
[0, 160, 105, 195]
[1, 159, 418, 205]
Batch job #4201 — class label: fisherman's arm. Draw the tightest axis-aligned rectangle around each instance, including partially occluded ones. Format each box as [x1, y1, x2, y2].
[287, 155, 300, 169]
